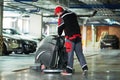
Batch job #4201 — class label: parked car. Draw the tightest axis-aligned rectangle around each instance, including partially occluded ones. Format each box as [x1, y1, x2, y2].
[100, 35, 119, 49]
[2, 34, 23, 56]
[3, 28, 37, 54]
[3, 28, 40, 42]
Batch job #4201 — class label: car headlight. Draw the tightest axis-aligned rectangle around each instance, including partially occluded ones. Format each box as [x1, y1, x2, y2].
[4, 37, 19, 48]
[4, 38, 17, 43]
[4, 37, 11, 42]
[12, 39, 17, 43]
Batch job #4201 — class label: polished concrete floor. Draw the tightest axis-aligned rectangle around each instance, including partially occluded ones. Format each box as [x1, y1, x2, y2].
[0, 48, 120, 80]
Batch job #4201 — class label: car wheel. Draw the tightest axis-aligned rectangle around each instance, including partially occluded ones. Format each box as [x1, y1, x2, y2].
[24, 52, 30, 54]
[22, 46, 30, 54]
[113, 45, 119, 49]
[100, 45, 104, 49]
[23, 49, 30, 54]
[2, 43, 10, 56]
[112, 43, 119, 49]
[116, 42, 119, 49]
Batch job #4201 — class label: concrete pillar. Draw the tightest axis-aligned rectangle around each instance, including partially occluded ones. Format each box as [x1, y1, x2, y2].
[91, 24, 96, 47]
[0, 0, 3, 56]
[82, 18, 87, 52]
[82, 25, 87, 52]
[29, 14, 42, 39]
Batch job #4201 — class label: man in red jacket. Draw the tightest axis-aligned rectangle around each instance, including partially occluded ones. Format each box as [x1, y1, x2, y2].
[54, 6, 88, 75]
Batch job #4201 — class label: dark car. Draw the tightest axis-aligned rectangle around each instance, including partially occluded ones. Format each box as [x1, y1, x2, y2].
[3, 28, 37, 54]
[100, 35, 119, 49]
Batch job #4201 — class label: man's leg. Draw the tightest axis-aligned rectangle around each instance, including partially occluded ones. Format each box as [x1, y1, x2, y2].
[75, 41, 88, 71]
[61, 39, 74, 75]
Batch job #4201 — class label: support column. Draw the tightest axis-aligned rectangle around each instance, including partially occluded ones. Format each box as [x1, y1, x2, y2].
[82, 18, 87, 52]
[82, 25, 87, 52]
[91, 24, 96, 47]
[0, 0, 3, 56]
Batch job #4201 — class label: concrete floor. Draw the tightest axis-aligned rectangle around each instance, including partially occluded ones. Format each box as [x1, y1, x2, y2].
[0, 48, 120, 80]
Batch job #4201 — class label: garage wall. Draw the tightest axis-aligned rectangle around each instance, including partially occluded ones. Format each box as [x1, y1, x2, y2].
[109, 26, 120, 39]
[97, 26, 109, 41]
[29, 14, 42, 38]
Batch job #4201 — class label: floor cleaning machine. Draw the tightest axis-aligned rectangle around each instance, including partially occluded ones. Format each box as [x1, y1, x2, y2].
[31, 35, 67, 73]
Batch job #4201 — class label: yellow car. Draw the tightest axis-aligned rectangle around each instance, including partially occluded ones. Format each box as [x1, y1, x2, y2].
[2, 34, 22, 56]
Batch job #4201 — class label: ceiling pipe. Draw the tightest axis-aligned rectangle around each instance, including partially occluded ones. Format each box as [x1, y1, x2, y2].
[77, 10, 97, 17]
[17, 1, 53, 12]
[69, 4, 120, 9]
[4, 5, 41, 16]
[43, 10, 97, 17]
[4, 5, 26, 12]
[6, 1, 53, 14]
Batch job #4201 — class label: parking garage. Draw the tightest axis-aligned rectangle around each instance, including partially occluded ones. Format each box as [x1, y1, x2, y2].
[0, 0, 120, 80]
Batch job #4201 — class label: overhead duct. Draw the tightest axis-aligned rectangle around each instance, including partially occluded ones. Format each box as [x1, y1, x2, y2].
[69, 4, 120, 9]
[43, 10, 97, 17]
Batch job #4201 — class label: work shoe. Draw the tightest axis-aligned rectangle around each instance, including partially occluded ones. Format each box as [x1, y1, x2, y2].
[82, 70, 88, 76]
[61, 70, 72, 76]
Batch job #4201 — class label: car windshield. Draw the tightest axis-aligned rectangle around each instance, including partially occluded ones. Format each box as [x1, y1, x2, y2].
[3, 29, 21, 35]
[104, 35, 116, 39]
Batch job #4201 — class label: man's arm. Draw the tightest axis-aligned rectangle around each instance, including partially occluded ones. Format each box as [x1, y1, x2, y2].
[58, 18, 64, 36]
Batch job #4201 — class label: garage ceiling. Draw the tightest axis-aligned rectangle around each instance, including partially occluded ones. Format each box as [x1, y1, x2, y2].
[3, 0, 120, 26]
